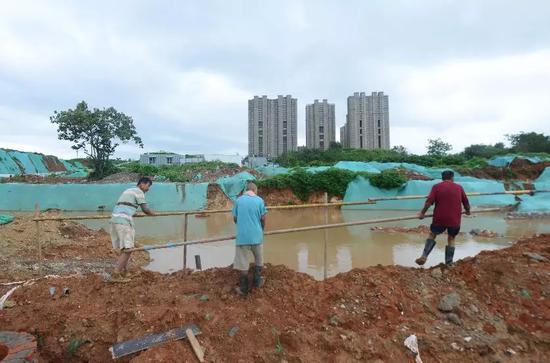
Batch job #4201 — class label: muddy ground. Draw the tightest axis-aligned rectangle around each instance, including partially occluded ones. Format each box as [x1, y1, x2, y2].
[1, 233, 548, 362]
[0, 211, 149, 282]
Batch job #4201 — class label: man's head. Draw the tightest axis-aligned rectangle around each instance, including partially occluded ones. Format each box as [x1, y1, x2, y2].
[137, 177, 153, 192]
[441, 170, 454, 181]
[246, 181, 258, 194]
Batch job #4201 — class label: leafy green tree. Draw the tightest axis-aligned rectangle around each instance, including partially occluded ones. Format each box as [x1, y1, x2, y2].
[427, 138, 452, 156]
[463, 143, 508, 159]
[506, 132, 550, 153]
[391, 145, 408, 154]
[50, 101, 143, 178]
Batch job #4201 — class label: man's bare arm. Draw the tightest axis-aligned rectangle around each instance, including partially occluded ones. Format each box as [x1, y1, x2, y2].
[140, 204, 155, 216]
[418, 200, 433, 219]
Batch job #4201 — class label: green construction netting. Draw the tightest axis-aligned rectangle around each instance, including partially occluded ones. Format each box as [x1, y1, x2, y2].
[343, 176, 515, 210]
[487, 155, 550, 167]
[257, 161, 460, 179]
[333, 161, 461, 179]
[0, 214, 15, 225]
[517, 167, 550, 212]
[0, 149, 23, 175]
[0, 149, 89, 177]
[0, 182, 209, 211]
[216, 171, 257, 201]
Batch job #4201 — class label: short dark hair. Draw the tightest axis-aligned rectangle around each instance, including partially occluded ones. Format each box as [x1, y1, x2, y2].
[441, 170, 454, 180]
[137, 177, 153, 186]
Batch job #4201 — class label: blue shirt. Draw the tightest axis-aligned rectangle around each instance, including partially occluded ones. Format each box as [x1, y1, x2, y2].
[232, 194, 267, 245]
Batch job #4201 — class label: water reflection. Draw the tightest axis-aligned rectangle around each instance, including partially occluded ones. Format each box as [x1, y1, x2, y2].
[78, 209, 550, 280]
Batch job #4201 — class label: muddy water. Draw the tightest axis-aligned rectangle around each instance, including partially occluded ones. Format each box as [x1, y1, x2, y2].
[80, 209, 550, 280]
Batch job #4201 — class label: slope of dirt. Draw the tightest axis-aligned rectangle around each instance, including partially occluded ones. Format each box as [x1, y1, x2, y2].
[0, 211, 148, 281]
[1, 235, 548, 362]
[259, 188, 333, 206]
[459, 159, 550, 182]
[205, 184, 234, 210]
[207, 184, 341, 210]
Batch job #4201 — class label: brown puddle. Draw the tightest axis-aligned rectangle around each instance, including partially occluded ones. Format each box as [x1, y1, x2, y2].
[80, 209, 550, 280]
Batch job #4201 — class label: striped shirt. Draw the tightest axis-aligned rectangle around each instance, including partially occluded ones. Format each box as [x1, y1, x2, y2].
[110, 187, 147, 226]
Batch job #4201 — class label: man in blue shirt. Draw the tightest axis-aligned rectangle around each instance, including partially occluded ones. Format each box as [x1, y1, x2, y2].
[232, 182, 267, 295]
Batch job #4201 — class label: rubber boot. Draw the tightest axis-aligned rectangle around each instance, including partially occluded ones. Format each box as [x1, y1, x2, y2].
[445, 246, 455, 266]
[235, 275, 249, 296]
[415, 239, 436, 265]
[253, 266, 265, 288]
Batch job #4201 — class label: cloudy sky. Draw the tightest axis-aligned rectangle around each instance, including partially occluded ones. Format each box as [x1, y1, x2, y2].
[1, 0, 550, 159]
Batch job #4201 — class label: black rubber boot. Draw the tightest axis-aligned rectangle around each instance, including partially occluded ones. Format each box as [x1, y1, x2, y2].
[423, 239, 436, 257]
[253, 266, 265, 288]
[235, 275, 249, 296]
[416, 239, 436, 265]
[445, 245, 455, 266]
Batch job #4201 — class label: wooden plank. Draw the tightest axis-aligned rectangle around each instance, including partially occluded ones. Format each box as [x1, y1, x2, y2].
[186, 328, 205, 362]
[109, 324, 201, 359]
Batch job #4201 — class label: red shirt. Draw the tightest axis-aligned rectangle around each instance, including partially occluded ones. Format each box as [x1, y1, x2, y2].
[426, 181, 470, 227]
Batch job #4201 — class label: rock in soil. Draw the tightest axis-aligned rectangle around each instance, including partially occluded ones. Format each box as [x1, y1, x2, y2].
[438, 292, 461, 312]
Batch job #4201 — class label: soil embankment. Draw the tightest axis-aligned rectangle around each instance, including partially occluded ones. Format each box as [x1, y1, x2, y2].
[0, 211, 149, 281]
[0, 234, 548, 362]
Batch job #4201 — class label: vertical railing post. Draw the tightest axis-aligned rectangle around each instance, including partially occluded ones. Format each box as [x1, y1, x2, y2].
[323, 192, 328, 281]
[183, 213, 188, 269]
[34, 203, 43, 274]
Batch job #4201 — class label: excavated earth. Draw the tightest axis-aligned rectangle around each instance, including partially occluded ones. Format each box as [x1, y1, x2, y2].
[0, 211, 149, 282]
[1, 233, 549, 362]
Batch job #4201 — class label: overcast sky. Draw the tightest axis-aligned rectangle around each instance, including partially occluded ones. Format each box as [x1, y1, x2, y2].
[1, 0, 550, 159]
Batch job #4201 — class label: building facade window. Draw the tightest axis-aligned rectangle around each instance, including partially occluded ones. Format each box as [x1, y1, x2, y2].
[148, 157, 156, 164]
[166, 157, 173, 165]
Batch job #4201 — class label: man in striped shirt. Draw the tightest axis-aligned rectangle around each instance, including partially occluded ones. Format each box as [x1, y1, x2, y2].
[110, 177, 155, 282]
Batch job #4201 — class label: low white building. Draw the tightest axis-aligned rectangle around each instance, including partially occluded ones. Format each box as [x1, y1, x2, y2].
[139, 152, 205, 166]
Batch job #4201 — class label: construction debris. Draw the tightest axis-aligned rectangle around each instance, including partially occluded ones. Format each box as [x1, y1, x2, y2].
[185, 328, 205, 362]
[109, 324, 201, 359]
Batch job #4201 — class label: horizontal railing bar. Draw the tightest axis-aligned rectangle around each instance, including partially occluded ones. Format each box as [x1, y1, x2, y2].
[126, 207, 503, 253]
[32, 189, 549, 222]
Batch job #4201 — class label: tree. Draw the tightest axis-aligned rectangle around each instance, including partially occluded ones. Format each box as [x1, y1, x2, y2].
[426, 138, 452, 156]
[506, 132, 550, 153]
[463, 143, 508, 159]
[328, 141, 342, 150]
[391, 145, 408, 154]
[50, 101, 143, 178]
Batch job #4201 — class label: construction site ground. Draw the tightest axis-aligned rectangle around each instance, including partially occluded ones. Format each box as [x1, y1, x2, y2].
[1, 212, 549, 362]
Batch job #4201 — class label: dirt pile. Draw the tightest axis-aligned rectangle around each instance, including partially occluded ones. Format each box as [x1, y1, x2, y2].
[460, 159, 550, 182]
[1, 234, 548, 362]
[1, 175, 86, 184]
[0, 211, 148, 281]
[259, 188, 332, 206]
[95, 172, 141, 184]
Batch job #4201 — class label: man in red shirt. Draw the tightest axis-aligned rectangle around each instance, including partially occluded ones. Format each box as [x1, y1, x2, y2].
[416, 170, 470, 266]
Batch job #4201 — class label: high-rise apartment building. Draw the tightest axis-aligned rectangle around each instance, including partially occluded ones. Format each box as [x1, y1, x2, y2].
[340, 91, 390, 149]
[306, 99, 335, 150]
[339, 124, 349, 148]
[248, 95, 297, 158]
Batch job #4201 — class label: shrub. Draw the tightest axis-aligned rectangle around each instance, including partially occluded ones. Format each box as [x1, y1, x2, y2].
[369, 169, 407, 189]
